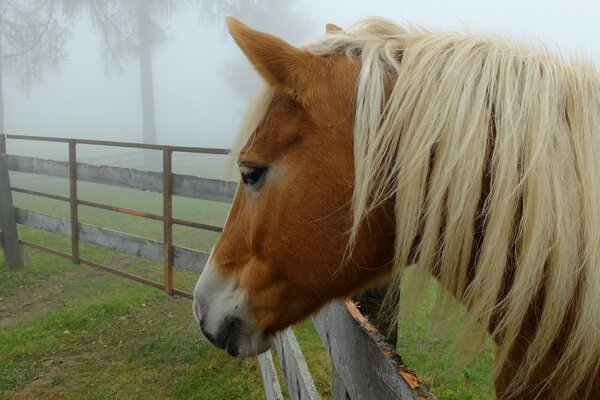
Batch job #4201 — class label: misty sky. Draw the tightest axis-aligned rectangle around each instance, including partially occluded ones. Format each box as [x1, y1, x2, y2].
[4, 0, 600, 155]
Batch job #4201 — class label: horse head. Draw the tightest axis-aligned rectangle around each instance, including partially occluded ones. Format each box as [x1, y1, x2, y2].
[193, 18, 395, 357]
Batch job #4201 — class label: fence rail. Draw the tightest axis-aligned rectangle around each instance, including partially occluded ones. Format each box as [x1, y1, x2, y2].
[14, 208, 209, 273]
[314, 301, 432, 400]
[7, 154, 237, 203]
[0, 134, 434, 400]
[1, 135, 230, 297]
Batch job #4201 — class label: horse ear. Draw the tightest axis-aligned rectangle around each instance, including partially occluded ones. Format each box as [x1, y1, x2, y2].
[226, 16, 316, 93]
[326, 23, 343, 33]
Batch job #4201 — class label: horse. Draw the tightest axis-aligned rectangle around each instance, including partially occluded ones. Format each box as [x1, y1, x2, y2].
[193, 17, 600, 399]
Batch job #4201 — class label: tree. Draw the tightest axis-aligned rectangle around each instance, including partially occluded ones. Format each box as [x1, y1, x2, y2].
[0, 0, 69, 132]
[65, 0, 178, 166]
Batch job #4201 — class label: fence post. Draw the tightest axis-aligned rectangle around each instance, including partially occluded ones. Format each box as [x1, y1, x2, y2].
[163, 148, 174, 295]
[68, 141, 80, 264]
[329, 284, 399, 399]
[0, 151, 27, 268]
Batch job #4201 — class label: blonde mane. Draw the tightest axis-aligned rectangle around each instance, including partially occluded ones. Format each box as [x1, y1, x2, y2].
[236, 18, 600, 398]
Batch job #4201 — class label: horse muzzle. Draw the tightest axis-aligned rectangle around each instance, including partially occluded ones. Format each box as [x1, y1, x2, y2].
[192, 260, 274, 357]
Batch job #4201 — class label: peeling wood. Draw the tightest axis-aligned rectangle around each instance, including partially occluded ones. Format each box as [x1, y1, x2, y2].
[313, 300, 435, 400]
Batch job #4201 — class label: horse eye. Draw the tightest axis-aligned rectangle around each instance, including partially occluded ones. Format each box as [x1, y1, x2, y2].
[240, 165, 267, 186]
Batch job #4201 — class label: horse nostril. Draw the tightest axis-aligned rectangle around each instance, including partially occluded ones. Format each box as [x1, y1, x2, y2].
[221, 316, 242, 342]
[199, 315, 243, 351]
[221, 316, 243, 356]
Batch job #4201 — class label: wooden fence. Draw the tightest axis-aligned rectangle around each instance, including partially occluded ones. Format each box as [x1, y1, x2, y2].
[0, 134, 434, 400]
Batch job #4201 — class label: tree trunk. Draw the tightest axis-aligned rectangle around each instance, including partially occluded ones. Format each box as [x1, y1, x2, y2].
[0, 68, 4, 135]
[0, 47, 5, 134]
[137, 0, 158, 168]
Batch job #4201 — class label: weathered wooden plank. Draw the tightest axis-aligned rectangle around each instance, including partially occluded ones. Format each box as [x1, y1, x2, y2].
[78, 158, 163, 192]
[173, 246, 208, 273]
[163, 150, 175, 295]
[275, 328, 321, 400]
[0, 155, 26, 267]
[69, 142, 80, 264]
[80, 224, 164, 264]
[6, 155, 236, 203]
[14, 208, 208, 273]
[258, 350, 285, 400]
[15, 208, 71, 236]
[173, 174, 237, 203]
[331, 366, 351, 400]
[313, 301, 434, 400]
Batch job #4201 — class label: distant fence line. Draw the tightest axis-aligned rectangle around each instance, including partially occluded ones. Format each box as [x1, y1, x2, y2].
[13, 208, 209, 273]
[80, 150, 145, 168]
[0, 134, 434, 400]
[7, 154, 237, 203]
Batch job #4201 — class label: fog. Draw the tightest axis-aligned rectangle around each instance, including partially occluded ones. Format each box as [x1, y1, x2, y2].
[2, 0, 600, 163]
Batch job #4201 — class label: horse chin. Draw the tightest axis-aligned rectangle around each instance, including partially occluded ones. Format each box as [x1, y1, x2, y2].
[227, 331, 274, 357]
[193, 259, 274, 357]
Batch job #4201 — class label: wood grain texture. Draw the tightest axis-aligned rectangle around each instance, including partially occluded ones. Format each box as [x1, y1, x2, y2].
[331, 366, 351, 400]
[258, 350, 285, 400]
[313, 301, 435, 400]
[275, 328, 321, 400]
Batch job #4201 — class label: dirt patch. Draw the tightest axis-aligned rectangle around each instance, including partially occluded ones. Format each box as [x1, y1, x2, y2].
[0, 268, 107, 329]
[4, 352, 105, 399]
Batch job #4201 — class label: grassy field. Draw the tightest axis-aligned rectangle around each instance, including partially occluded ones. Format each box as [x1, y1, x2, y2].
[1, 169, 496, 399]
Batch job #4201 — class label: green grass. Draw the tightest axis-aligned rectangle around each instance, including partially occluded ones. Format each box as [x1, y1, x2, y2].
[396, 274, 496, 399]
[0, 241, 331, 399]
[0, 255, 265, 399]
[1, 176, 495, 399]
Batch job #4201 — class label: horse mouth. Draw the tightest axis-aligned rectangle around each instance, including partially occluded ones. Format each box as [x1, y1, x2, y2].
[195, 306, 273, 357]
[192, 262, 275, 357]
[197, 315, 238, 352]
[224, 335, 241, 357]
[200, 322, 273, 357]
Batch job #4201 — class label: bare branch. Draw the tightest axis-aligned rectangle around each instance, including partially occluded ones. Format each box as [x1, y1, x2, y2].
[0, 0, 69, 90]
